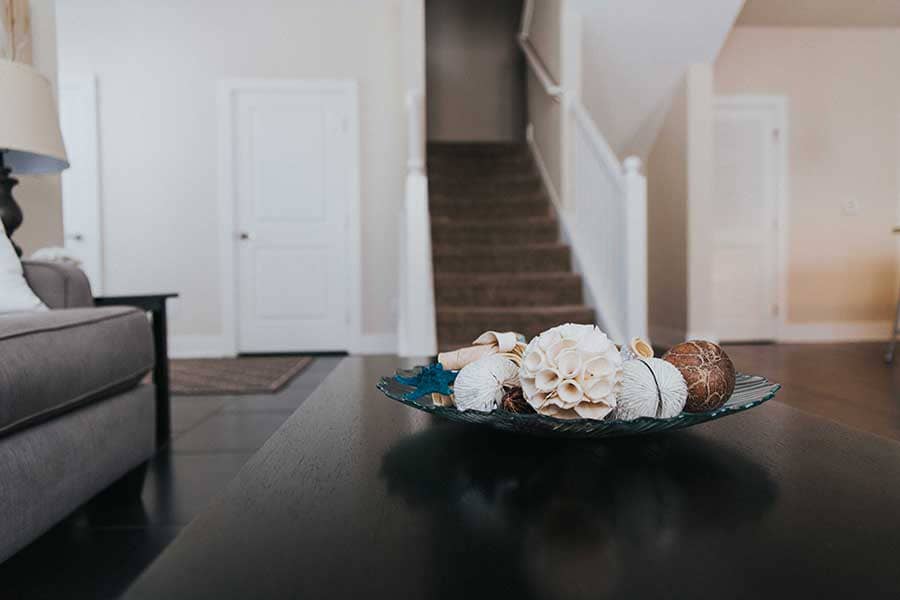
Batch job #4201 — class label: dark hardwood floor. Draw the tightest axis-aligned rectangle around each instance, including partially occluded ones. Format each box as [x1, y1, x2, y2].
[725, 342, 900, 442]
[1, 344, 898, 598]
[0, 356, 343, 600]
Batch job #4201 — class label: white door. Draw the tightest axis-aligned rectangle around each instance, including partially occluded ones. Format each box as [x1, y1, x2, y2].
[712, 97, 785, 342]
[58, 76, 104, 293]
[230, 82, 357, 353]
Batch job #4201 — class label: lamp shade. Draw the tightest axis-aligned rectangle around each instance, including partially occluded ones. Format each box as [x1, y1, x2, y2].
[0, 59, 68, 174]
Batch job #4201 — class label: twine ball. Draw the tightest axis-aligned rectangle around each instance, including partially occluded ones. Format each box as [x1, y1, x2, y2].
[615, 358, 687, 421]
[663, 341, 736, 413]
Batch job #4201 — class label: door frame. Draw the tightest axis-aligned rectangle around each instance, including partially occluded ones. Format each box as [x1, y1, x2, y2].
[217, 79, 362, 356]
[713, 94, 790, 341]
[58, 74, 104, 294]
[896, 113, 900, 307]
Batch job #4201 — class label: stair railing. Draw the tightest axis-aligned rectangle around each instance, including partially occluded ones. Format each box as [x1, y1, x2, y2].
[397, 89, 438, 357]
[520, 0, 648, 344]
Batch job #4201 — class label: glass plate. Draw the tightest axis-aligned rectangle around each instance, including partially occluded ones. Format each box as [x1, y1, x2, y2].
[376, 363, 781, 438]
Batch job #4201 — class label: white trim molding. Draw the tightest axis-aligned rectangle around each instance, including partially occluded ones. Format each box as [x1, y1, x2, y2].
[355, 333, 399, 355]
[778, 321, 892, 343]
[526, 123, 561, 207]
[168, 335, 232, 359]
[518, 0, 563, 102]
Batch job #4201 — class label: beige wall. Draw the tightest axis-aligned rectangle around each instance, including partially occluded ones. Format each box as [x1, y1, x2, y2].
[425, 0, 525, 141]
[647, 74, 690, 342]
[529, 0, 562, 79]
[525, 0, 563, 198]
[14, 0, 63, 257]
[56, 0, 407, 344]
[716, 27, 898, 324]
[647, 65, 715, 344]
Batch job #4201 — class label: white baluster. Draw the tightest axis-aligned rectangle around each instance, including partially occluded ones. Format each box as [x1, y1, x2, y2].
[623, 156, 648, 343]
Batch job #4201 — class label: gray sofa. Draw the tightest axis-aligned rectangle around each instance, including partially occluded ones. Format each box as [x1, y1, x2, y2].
[0, 260, 156, 563]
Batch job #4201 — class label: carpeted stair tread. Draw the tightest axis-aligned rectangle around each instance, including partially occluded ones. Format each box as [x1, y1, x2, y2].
[433, 244, 570, 273]
[430, 180, 542, 197]
[430, 193, 550, 218]
[431, 217, 558, 245]
[428, 141, 528, 157]
[430, 171, 541, 185]
[435, 272, 583, 307]
[428, 163, 537, 178]
[428, 141, 594, 348]
[437, 305, 596, 347]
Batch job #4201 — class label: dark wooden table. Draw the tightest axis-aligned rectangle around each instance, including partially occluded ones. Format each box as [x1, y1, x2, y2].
[95, 293, 178, 446]
[125, 356, 900, 599]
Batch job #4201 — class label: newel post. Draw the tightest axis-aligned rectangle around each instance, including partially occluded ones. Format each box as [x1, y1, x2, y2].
[397, 90, 437, 357]
[623, 156, 648, 343]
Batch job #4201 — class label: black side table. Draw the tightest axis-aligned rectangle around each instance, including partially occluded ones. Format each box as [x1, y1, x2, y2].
[95, 293, 178, 446]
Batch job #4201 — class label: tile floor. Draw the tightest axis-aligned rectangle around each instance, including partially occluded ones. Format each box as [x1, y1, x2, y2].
[0, 356, 343, 600]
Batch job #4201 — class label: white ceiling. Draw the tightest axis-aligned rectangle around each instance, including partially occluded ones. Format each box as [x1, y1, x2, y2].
[737, 0, 900, 27]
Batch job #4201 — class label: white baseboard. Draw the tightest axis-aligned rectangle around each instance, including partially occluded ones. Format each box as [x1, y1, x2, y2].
[778, 320, 891, 343]
[353, 333, 398, 355]
[168, 334, 233, 359]
[525, 123, 561, 207]
[169, 333, 400, 358]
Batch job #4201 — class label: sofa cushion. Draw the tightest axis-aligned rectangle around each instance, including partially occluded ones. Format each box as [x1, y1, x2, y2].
[0, 307, 154, 438]
[22, 260, 94, 309]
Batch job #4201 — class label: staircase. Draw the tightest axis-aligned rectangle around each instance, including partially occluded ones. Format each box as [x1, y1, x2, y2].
[428, 142, 594, 350]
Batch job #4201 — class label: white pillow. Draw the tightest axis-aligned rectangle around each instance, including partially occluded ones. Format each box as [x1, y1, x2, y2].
[0, 229, 47, 314]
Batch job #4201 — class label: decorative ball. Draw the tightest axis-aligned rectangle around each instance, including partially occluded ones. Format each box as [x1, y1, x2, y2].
[662, 341, 736, 412]
[453, 354, 519, 412]
[519, 323, 623, 420]
[615, 358, 687, 421]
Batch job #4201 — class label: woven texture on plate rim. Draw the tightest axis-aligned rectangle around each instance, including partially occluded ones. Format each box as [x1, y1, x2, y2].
[376, 363, 781, 438]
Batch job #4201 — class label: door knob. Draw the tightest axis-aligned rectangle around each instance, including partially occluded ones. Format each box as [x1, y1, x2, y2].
[66, 233, 84, 242]
[238, 232, 255, 241]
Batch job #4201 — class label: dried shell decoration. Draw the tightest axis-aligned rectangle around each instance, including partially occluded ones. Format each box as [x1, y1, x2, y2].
[437, 330, 526, 371]
[454, 354, 520, 412]
[519, 323, 624, 420]
[615, 358, 687, 421]
[435, 331, 525, 408]
[619, 337, 654, 362]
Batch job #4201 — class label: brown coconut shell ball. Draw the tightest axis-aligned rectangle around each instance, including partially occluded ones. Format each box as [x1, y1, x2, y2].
[662, 341, 736, 413]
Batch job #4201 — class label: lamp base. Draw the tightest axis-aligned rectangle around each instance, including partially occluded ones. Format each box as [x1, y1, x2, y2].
[0, 154, 23, 257]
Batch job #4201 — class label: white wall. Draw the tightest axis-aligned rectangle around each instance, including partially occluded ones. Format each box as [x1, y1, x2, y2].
[56, 0, 408, 352]
[575, 0, 743, 161]
[716, 27, 899, 329]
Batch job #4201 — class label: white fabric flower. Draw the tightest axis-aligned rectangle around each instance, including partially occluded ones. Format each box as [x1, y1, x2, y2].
[519, 323, 623, 420]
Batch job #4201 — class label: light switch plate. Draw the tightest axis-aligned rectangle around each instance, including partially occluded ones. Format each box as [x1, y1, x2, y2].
[842, 199, 861, 216]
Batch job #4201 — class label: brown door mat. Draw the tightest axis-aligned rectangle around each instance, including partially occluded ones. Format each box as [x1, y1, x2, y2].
[165, 356, 314, 395]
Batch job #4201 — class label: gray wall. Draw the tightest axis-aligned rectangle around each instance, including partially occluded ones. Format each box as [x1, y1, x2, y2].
[426, 0, 525, 141]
